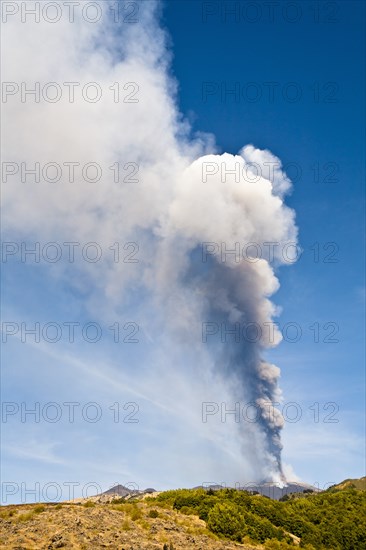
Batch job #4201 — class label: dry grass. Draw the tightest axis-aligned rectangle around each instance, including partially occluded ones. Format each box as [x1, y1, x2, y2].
[0, 499, 260, 549]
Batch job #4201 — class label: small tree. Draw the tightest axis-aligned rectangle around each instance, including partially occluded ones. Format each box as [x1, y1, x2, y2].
[207, 502, 247, 541]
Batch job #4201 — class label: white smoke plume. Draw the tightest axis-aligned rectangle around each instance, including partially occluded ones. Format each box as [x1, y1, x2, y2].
[2, 1, 297, 484]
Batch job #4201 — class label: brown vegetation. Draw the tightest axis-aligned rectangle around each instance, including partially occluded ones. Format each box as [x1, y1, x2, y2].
[0, 499, 257, 550]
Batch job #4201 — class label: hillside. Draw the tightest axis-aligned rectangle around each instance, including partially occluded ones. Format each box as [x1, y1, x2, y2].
[0, 480, 365, 550]
[0, 500, 255, 550]
[152, 486, 366, 549]
[193, 482, 319, 501]
[326, 476, 366, 492]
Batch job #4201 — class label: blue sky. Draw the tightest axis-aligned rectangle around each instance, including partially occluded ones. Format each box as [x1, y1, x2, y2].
[163, 0, 365, 483]
[1, 0, 365, 504]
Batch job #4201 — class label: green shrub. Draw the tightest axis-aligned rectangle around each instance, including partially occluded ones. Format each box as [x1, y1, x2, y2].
[128, 505, 142, 521]
[180, 506, 197, 515]
[0, 509, 16, 519]
[34, 505, 45, 513]
[149, 486, 366, 550]
[83, 500, 96, 508]
[148, 509, 159, 518]
[122, 519, 131, 530]
[17, 512, 34, 522]
[207, 502, 247, 542]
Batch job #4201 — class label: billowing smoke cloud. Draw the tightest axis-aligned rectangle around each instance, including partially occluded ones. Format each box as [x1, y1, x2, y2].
[2, 1, 297, 484]
[151, 151, 296, 481]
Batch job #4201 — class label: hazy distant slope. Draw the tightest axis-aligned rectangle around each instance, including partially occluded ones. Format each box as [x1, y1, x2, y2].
[327, 476, 366, 491]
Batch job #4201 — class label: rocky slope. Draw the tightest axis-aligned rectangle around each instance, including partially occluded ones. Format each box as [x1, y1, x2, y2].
[0, 500, 258, 550]
[327, 476, 366, 491]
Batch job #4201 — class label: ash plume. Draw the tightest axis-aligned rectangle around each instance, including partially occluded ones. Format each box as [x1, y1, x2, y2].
[153, 151, 297, 482]
[2, 1, 297, 483]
